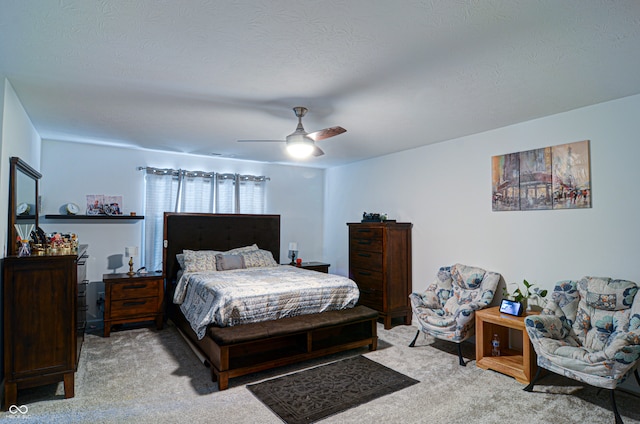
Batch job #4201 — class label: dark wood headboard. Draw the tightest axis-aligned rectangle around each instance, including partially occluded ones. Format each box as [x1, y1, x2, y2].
[163, 213, 281, 283]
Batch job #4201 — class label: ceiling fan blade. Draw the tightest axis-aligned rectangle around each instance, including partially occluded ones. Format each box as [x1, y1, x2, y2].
[237, 139, 285, 143]
[312, 146, 325, 157]
[307, 126, 346, 141]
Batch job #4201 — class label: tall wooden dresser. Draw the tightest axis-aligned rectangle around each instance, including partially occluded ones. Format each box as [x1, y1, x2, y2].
[2, 245, 88, 410]
[348, 222, 412, 329]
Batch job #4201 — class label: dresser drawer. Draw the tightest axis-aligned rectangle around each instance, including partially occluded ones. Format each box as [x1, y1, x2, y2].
[350, 268, 383, 289]
[110, 297, 159, 318]
[358, 288, 383, 310]
[111, 279, 161, 300]
[349, 251, 383, 271]
[351, 268, 383, 310]
[349, 226, 383, 240]
[349, 237, 383, 253]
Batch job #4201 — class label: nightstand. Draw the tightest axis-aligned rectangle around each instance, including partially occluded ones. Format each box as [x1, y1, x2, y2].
[475, 306, 538, 384]
[102, 272, 164, 337]
[288, 262, 330, 273]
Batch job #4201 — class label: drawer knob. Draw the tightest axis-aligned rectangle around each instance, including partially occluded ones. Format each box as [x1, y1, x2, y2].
[123, 301, 146, 307]
[357, 253, 371, 257]
[358, 271, 372, 276]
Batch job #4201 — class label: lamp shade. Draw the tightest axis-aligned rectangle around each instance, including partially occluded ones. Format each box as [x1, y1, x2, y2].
[125, 246, 139, 257]
[288, 242, 298, 251]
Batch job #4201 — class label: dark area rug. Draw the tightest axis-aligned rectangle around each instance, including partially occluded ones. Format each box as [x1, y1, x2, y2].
[247, 355, 419, 424]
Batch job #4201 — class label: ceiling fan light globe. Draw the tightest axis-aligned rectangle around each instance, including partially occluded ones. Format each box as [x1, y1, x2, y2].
[286, 141, 314, 158]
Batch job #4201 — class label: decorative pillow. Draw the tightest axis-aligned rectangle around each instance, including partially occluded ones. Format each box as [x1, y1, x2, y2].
[176, 253, 186, 269]
[579, 277, 638, 311]
[240, 249, 278, 268]
[225, 244, 259, 255]
[215, 254, 246, 271]
[183, 250, 219, 272]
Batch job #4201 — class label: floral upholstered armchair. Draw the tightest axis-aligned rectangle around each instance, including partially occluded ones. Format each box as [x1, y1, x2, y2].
[524, 277, 640, 424]
[409, 263, 500, 365]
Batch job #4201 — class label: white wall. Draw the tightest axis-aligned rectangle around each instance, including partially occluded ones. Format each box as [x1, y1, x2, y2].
[324, 94, 640, 298]
[40, 140, 325, 325]
[0, 78, 41, 256]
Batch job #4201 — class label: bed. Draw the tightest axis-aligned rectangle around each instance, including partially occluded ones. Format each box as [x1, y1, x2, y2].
[163, 213, 378, 390]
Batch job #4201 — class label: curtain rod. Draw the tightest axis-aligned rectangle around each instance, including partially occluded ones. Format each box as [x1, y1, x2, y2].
[137, 166, 269, 181]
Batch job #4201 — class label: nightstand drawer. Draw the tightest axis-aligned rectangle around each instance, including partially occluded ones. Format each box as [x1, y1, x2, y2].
[111, 279, 161, 300]
[110, 297, 159, 318]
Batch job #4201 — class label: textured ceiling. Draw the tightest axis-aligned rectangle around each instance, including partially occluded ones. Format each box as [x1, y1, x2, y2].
[1, 1, 640, 168]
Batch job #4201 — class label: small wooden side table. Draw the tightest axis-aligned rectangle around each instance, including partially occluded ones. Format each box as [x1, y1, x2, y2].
[103, 272, 164, 337]
[475, 306, 537, 384]
[287, 262, 330, 273]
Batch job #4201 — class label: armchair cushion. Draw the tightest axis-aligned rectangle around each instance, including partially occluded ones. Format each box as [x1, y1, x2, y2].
[412, 266, 452, 309]
[574, 277, 638, 351]
[581, 277, 637, 311]
[542, 280, 580, 332]
[451, 263, 487, 290]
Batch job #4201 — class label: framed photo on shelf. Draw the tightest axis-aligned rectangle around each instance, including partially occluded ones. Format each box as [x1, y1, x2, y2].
[86, 194, 104, 215]
[103, 195, 123, 215]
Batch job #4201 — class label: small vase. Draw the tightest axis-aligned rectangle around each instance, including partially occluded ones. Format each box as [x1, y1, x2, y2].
[18, 240, 31, 257]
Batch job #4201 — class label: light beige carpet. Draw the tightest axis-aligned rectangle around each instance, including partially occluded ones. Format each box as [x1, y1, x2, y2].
[2, 322, 639, 423]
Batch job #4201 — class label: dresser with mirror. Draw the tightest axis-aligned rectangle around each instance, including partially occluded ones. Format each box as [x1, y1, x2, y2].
[3, 157, 88, 410]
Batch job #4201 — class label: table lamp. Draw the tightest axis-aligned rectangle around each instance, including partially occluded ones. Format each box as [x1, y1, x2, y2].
[125, 246, 139, 276]
[288, 242, 298, 265]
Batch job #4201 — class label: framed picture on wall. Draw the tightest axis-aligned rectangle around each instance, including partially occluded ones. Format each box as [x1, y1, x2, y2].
[492, 140, 591, 211]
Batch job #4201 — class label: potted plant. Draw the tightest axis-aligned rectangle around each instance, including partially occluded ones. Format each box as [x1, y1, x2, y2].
[502, 279, 548, 312]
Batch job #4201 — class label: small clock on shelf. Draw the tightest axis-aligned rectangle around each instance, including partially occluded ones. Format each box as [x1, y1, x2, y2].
[16, 202, 30, 215]
[66, 202, 80, 215]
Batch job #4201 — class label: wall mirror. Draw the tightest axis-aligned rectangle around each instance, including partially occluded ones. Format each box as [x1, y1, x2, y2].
[8, 157, 42, 256]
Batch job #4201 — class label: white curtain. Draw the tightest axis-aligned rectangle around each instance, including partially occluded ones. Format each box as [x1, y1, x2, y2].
[216, 173, 236, 214]
[141, 167, 268, 271]
[143, 169, 180, 273]
[179, 171, 215, 212]
[238, 175, 267, 213]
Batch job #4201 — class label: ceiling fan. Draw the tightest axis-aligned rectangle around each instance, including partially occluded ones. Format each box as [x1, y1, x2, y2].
[238, 106, 346, 158]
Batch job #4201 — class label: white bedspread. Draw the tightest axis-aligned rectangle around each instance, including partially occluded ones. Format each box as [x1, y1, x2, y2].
[174, 265, 360, 339]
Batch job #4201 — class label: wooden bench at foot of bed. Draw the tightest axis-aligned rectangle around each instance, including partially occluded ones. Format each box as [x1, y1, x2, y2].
[178, 305, 379, 390]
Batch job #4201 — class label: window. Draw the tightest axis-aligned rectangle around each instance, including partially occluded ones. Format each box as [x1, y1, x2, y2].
[141, 167, 268, 271]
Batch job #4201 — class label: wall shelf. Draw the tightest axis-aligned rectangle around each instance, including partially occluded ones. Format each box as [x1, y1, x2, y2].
[43, 215, 144, 220]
